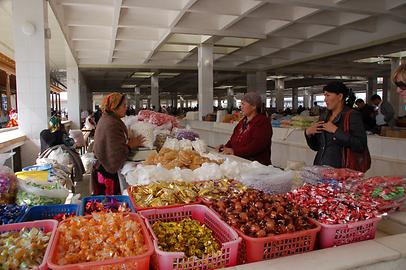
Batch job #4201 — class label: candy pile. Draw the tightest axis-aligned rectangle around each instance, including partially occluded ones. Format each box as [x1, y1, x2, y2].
[211, 189, 314, 238]
[175, 129, 200, 141]
[0, 204, 27, 225]
[144, 148, 222, 170]
[301, 166, 364, 189]
[352, 176, 406, 212]
[56, 213, 146, 265]
[0, 227, 51, 269]
[195, 179, 247, 202]
[53, 212, 75, 222]
[288, 184, 379, 224]
[152, 218, 221, 258]
[129, 182, 198, 208]
[0, 165, 17, 204]
[84, 197, 132, 215]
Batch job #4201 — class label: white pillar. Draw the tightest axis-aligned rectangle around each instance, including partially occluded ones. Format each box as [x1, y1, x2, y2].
[13, 0, 50, 166]
[311, 94, 315, 107]
[275, 78, 285, 111]
[292, 88, 298, 111]
[151, 75, 159, 111]
[134, 87, 141, 110]
[67, 65, 80, 129]
[198, 44, 214, 120]
[304, 90, 311, 109]
[256, 71, 267, 103]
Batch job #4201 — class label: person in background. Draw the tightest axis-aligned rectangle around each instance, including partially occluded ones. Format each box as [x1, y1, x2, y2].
[355, 99, 376, 132]
[216, 92, 273, 165]
[305, 81, 368, 168]
[93, 93, 144, 195]
[93, 105, 102, 125]
[370, 94, 395, 128]
[392, 62, 406, 102]
[311, 102, 321, 116]
[80, 110, 89, 127]
[297, 105, 305, 115]
[40, 115, 73, 153]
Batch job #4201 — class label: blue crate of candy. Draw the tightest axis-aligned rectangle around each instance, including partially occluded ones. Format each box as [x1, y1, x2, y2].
[22, 204, 79, 222]
[0, 204, 28, 225]
[80, 195, 135, 215]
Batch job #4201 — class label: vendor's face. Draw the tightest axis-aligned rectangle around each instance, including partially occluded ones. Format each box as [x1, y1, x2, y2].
[115, 100, 127, 118]
[324, 91, 343, 111]
[241, 100, 256, 117]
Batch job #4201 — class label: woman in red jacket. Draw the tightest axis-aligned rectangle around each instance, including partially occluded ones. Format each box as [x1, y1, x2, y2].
[217, 92, 273, 165]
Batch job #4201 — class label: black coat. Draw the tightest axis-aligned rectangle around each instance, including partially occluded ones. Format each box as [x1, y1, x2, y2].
[305, 106, 368, 168]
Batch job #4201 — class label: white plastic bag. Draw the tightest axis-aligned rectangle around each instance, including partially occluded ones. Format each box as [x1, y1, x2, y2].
[129, 121, 155, 149]
[81, 153, 97, 174]
[48, 147, 72, 166]
[193, 163, 223, 181]
[239, 169, 294, 194]
[162, 137, 180, 151]
[69, 129, 86, 147]
[16, 178, 69, 206]
[179, 139, 193, 151]
[191, 139, 207, 154]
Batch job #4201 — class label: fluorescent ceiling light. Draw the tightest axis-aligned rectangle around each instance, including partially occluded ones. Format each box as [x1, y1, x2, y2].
[354, 57, 390, 64]
[121, 84, 137, 88]
[267, 75, 287, 80]
[384, 51, 406, 58]
[131, 72, 155, 78]
[215, 85, 234, 89]
[158, 72, 180, 78]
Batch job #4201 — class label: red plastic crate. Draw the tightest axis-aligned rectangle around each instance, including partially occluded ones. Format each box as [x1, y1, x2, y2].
[128, 186, 202, 211]
[47, 213, 154, 270]
[0, 219, 58, 270]
[236, 219, 320, 264]
[139, 204, 241, 270]
[316, 217, 381, 249]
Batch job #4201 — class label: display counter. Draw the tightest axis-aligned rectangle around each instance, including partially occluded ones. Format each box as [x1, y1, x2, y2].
[184, 120, 406, 177]
[0, 127, 26, 153]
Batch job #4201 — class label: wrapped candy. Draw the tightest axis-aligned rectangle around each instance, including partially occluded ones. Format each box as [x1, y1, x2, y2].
[175, 129, 200, 141]
[152, 218, 220, 258]
[195, 179, 247, 202]
[288, 183, 379, 224]
[84, 197, 132, 215]
[0, 227, 51, 269]
[128, 181, 199, 208]
[55, 213, 146, 265]
[137, 110, 154, 121]
[149, 112, 178, 127]
[301, 166, 364, 189]
[0, 204, 27, 225]
[0, 153, 17, 204]
[211, 189, 315, 238]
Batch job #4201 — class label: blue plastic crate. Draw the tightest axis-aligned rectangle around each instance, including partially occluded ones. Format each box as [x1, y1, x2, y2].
[22, 204, 79, 222]
[80, 195, 135, 215]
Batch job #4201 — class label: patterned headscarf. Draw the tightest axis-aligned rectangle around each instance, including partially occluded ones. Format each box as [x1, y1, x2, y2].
[49, 115, 61, 133]
[100, 92, 125, 113]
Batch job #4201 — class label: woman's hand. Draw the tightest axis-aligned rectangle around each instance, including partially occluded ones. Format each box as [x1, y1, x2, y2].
[222, 147, 234, 155]
[215, 144, 224, 152]
[320, 122, 338, 133]
[127, 135, 145, 149]
[306, 121, 324, 136]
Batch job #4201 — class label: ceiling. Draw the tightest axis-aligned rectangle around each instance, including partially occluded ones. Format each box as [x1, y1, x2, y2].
[49, 0, 406, 71]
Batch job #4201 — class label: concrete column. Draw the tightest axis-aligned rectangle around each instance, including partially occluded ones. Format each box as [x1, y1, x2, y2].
[275, 78, 285, 111]
[304, 90, 311, 109]
[13, 0, 50, 166]
[198, 44, 214, 120]
[292, 87, 298, 111]
[67, 65, 80, 129]
[227, 88, 234, 111]
[5, 72, 11, 112]
[151, 75, 159, 111]
[256, 71, 267, 103]
[247, 72, 256, 92]
[172, 93, 178, 108]
[367, 77, 377, 102]
[134, 87, 141, 110]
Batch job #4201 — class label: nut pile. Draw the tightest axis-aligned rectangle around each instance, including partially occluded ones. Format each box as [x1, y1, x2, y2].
[195, 179, 247, 201]
[152, 218, 221, 258]
[144, 148, 222, 170]
[211, 189, 314, 238]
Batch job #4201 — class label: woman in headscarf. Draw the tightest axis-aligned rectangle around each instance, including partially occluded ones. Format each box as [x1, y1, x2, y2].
[216, 92, 273, 165]
[40, 115, 73, 153]
[93, 92, 144, 195]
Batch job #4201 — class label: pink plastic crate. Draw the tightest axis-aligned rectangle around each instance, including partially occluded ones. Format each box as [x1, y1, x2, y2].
[316, 217, 381, 249]
[0, 219, 58, 270]
[47, 213, 154, 270]
[139, 204, 241, 270]
[236, 219, 320, 264]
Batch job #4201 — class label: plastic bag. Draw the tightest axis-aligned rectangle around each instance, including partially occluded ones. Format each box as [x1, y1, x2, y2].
[48, 147, 72, 166]
[175, 129, 199, 141]
[81, 153, 97, 174]
[192, 163, 223, 181]
[69, 129, 86, 147]
[239, 170, 294, 194]
[162, 137, 180, 151]
[300, 166, 364, 188]
[128, 121, 155, 149]
[171, 167, 196, 182]
[16, 178, 69, 206]
[0, 153, 17, 204]
[125, 165, 172, 186]
[179, 139, 193, 151]
[191, 139, 207, 154]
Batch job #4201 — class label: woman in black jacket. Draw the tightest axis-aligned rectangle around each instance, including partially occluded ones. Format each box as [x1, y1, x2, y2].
[305, 82, 368, 168]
